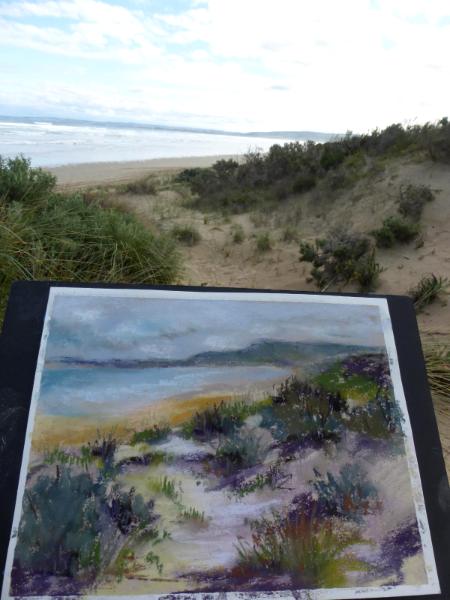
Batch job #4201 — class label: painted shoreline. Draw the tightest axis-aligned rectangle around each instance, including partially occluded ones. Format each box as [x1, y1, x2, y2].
[32, 372, 292, 449]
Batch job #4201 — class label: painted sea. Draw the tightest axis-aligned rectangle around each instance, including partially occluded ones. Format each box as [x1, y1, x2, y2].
[0, 117, 294, 167]
[40, 364, 291, 417]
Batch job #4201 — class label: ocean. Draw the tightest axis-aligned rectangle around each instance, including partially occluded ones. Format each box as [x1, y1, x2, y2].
[39, 364, 291, 417]
[0, 116, 294, 167]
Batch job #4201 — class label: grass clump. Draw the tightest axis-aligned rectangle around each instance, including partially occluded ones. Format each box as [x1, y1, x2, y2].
[130, 424, 170, 446]
[255, 231, 272, 252]
[0, 156, 181, 325]
[423, 343, 450, 400]
[170, 224, 201, 246]
[120, 176, 156, 195]
[399, 183, 434, 221]
[409, 274, 449, 312]
[299, 230, 381, 292]
[148, 475, 181, 503]
[281, 226, 299, 243]
[0, 155, 56, 204]
[372, 216, 419, 248]
[179, 506, 206, 524]
[234, 495, 367, 588]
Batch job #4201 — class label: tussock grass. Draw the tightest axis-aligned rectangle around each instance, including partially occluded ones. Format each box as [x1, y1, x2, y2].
[423, 343, 450, 400]
[409, 274, 449, 312]
[0, 156, 181, 325]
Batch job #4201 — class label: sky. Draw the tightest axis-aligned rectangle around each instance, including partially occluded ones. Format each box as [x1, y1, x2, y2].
[1, 1, 449, 132]
[45, 294, 384, 361]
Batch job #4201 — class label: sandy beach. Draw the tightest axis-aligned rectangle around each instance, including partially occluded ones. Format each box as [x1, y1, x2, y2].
[47, 154, 240, 188]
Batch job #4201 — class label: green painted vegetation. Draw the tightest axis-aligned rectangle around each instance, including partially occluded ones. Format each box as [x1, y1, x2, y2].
[215, 430, 269, 476]
[181, 398, 263, 441]
[130, 423, 171, 445]
[235, 502, 367, 588]
[148, 475, 181, 503]
[315, 363, 379, 403]
[312, 464, 380, 522]
[0, 156, 181, 325]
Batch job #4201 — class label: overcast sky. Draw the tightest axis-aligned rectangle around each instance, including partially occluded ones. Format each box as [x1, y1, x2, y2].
[45, 294, 384, 361]
[1, 0, 449, 132]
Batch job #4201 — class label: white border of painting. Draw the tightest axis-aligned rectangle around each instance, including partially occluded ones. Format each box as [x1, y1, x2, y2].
[1, 287, 441, 600]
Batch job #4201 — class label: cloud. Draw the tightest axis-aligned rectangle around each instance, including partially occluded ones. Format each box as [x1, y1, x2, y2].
[0, 0, 449, 130]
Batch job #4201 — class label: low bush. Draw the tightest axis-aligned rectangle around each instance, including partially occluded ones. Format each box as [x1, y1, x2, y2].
[399, 184, 434, 221]
[120, 177, 156, 195]
[372, 216, 419, 248]
[299, 231, 380, 292]
[409, 273, 449, 312]
[170, 224, 201, 246]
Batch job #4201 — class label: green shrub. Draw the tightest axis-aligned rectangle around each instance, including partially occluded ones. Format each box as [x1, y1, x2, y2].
[354, 250, 384, 292]
[255, 231, 272, 252]
[299, 231, 378, 292]
[409, 273, 449, 312]
[399, 184, 434, 221]
[131, 423, 171, 446]
[372, 216, 419, 248]
[281, 226, 299, 243]
[0, 155, 56, 204]
[426, 117, 450, 163]
[12, 467, 155, 594]
[170, 224, 201, 246]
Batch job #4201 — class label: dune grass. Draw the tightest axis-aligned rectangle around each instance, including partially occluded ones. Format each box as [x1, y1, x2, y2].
[423, 343, 450, 400]
[0, 156, 182, 325]
[409, 274, 449, 312]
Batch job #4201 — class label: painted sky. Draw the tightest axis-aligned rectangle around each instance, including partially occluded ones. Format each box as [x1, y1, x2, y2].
[0, 0, 449, 132]
[45, 294, 385, 361]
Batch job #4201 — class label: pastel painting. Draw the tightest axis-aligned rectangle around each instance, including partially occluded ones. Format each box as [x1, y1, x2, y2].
[3, 288, 439, 599]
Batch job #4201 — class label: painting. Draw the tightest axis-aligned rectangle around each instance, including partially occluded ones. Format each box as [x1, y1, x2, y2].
[1, 288, 441, 599]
